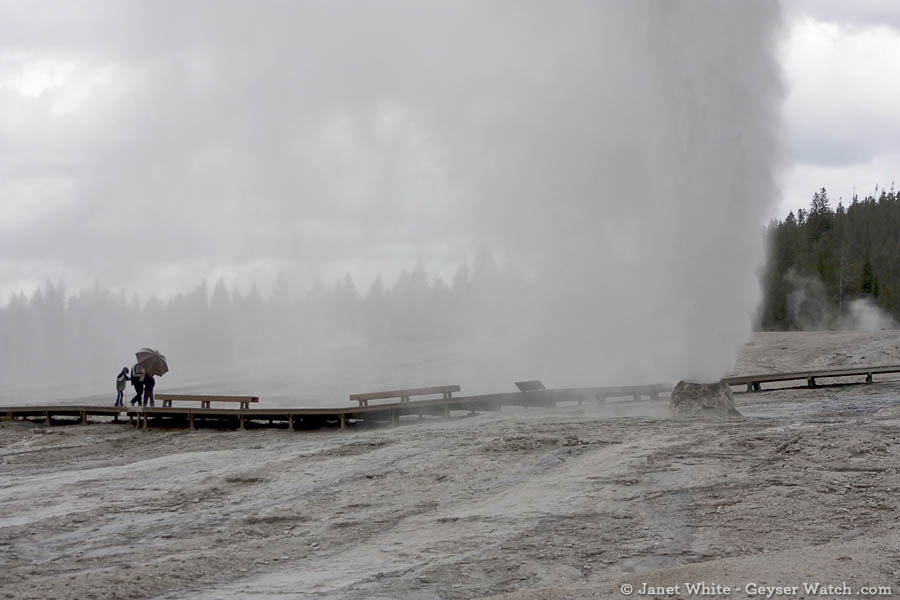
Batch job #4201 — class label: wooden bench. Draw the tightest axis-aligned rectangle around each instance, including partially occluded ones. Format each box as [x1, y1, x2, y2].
[349, 385, 461, 407]
[155, 394, 259, 409]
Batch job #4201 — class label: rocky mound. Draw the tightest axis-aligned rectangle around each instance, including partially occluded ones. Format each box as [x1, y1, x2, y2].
[670, 380, 742, 419]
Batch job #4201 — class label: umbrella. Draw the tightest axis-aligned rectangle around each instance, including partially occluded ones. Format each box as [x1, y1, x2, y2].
[135, 347, 169, 377]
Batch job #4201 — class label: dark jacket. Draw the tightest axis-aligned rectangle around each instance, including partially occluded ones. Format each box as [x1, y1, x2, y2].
[132, 365, 145, 389]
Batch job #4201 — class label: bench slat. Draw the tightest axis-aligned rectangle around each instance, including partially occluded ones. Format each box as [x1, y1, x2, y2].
[155, 394, 260, 410]
[349, 385, 460, 402]
[155, 394, 258, 402]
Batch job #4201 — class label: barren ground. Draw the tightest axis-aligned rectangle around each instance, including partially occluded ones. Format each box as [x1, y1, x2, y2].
[2, 331, 900, 599]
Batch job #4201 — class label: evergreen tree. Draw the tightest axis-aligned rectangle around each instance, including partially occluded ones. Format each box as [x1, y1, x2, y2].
[861, 250, 874, 295]
[760, 186, 900, 328]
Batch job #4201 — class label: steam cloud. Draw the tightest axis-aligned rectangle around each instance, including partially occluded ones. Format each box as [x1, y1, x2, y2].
[0, 2, 784, 398]
[786, 271, 897, 331]
[446, 2, 785, 384]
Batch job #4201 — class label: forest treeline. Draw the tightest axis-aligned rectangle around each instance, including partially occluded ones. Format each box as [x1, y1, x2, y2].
[760, 186, 900, 329]
[0, 250, 533, 388]
[4, 188, 899, 389]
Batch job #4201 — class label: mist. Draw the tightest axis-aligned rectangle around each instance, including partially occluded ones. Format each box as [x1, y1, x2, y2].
[786, 271, 897, 331]
[0, 2, 784, 402]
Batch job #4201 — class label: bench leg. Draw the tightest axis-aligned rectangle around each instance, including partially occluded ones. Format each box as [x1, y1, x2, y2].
[239, 415, 245, 430]
[80, 410, 87, 425]
[340, 413, 346, 430]
[189, 412, 195, 430]
[288, 413, 295, 431]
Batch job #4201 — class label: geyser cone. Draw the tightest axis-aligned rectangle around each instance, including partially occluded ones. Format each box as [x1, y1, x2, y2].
[670, 380, 742, 419]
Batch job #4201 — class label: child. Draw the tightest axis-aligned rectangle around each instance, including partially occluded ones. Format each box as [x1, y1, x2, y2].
[115, 367, 129, 407]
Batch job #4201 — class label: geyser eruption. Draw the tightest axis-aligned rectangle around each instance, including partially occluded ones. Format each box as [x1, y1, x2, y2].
[435, 2, 784, 387]
[0, 2, 784, 397]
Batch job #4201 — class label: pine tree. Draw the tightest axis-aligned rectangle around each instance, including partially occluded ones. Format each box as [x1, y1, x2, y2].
[860, 250, 874, 295]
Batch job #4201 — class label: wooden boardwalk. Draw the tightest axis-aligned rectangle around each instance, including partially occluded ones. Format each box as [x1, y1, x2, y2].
[723, 364, 900, 392]
[0, 383, 670, 431]
[6, 365, 900, 431]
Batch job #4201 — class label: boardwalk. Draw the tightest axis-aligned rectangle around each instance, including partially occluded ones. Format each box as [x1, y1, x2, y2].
[0, 383, 670, 431]
[8, 364, 898, 431]
[723, 364, 900, 392]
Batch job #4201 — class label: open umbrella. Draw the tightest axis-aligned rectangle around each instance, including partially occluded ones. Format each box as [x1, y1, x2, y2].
[135, 348, 169, 377]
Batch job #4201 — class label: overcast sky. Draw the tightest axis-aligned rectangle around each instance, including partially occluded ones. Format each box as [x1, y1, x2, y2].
[1, 1, 899, 301]
[780, 0, 900, 216]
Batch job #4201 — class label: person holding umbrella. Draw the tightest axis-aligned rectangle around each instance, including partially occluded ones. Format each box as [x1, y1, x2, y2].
[134, 348, 168, 408]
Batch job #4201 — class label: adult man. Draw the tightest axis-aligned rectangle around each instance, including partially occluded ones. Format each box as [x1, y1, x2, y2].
[130, 365, 145, 407]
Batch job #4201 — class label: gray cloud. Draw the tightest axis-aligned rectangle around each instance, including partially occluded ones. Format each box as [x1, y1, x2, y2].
[788, 0, 900, 31]
[778, 7, 900, 179]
